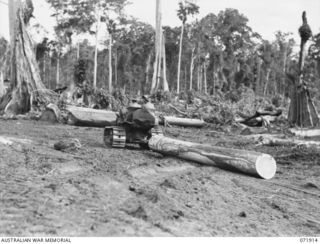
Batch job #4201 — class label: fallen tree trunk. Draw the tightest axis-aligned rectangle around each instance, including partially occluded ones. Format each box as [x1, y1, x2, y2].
[245, 134, 320, 149]
[162, 116, 205, 128]
[236, 110, 282, 127]
[66, 106, 117, 127]
[148, 135, 277, 179]
[289, 128, 320, 138]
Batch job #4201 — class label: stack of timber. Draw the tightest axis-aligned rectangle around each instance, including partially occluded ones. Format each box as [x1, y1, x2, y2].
[66, 106, 117, 127]
[149, 135, 277, 179]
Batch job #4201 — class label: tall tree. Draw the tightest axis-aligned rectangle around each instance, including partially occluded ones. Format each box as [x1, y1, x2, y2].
[46, 0, 128, 91]
[151, 0, 169, 94]
[1, 0, 51, 115]
[176, 0, 199, 93]
[107, 19, 116, 93]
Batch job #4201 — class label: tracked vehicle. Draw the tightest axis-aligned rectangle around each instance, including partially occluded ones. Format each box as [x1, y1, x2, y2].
[103, 100, 163, 148]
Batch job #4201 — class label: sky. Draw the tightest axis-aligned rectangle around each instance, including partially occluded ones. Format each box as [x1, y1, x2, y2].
[0, 0, 320, 44]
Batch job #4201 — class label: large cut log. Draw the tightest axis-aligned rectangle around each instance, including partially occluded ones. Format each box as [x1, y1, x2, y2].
[66, 106, 117, 127]
[162, 116, 205, 127]
[148, 135, 277, 179]
[244, 134, 320, 149]
[289, 128, 320, 138]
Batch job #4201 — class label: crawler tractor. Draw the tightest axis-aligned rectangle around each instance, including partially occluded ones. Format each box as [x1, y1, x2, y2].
[103, 100, 163, 148]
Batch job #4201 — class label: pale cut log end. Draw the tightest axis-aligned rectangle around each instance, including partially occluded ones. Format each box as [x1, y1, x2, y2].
[256, 154, 277, 180]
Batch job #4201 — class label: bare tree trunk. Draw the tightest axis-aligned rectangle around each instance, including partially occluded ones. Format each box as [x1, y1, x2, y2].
[161, 31, 169, 92]
[145, 52, 152, 87]
[9, 0, 17, 88]
[189, 47, 195, 90]
[0, 72, 4, 98]
[204, 64, 207, 94]
[49, 56, 52, 89]
[114, 48, 117, 87]
[151, 51, 159, 93]
[151, 0, 161, 94]
[108, 34, 112, 93]
[281, 42, 288, 95]
[56, 56, 61, 88]
[155, 29, 163, 91]
[93, 8, 101, 91]
[199, 64, 203, 92]
[197, 65, 200, 91]
[176, 23, 184, 94]
[256, 57, 261, 95]
[76, 41, 80, 60]
[42, 56, 46, 86]
[263, 68, 271, 97]
[4, 0, 50, 115]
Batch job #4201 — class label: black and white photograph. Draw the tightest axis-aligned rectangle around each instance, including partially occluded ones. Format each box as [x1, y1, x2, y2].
[0, 0, 319, 241]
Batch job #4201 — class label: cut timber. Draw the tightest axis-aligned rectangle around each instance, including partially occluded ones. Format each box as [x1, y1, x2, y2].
[162, 116, 205, 128]
[246, 134, 320, 149]
[40, 103, 61, 123]
[66, 106, 117, 127]
[148, 135, 277, 179]
[289, 128, 320, 138]
[0, 136, 32, 145]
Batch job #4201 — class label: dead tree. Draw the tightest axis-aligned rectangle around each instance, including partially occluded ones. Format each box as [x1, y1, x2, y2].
[1, 0, 51, 115]
[288, 11, 319, 127]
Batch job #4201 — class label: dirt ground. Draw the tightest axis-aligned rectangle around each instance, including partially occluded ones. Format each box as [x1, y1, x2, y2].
[0, 119, 319, 237]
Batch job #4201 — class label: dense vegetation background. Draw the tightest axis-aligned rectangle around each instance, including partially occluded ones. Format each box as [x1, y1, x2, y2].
[1, 0, 320, 105]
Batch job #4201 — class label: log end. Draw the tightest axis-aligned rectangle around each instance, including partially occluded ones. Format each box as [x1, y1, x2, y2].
[256, 154, 277, 180]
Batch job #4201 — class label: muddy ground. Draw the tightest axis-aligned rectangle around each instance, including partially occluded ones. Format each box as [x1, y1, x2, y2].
[0, 119, 319, 237]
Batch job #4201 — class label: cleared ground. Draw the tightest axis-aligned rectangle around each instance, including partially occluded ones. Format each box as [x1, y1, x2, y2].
[0, 119, 319, 236]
